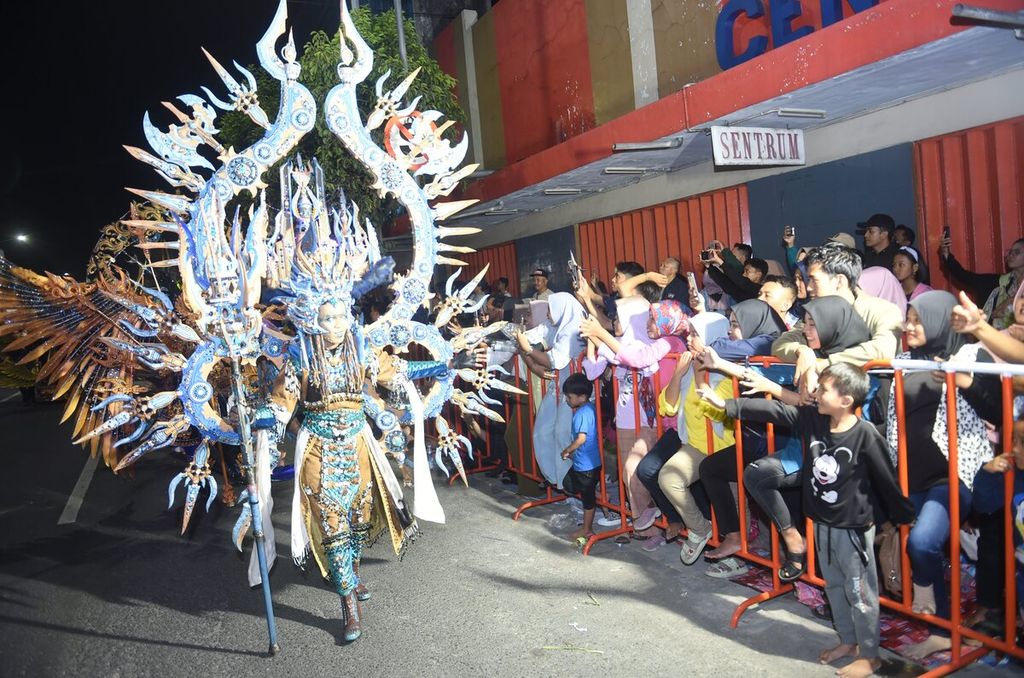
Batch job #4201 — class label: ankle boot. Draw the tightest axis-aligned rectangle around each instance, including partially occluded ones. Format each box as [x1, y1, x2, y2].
[342, 592, 362, 641]
[353, 561, 370, 601]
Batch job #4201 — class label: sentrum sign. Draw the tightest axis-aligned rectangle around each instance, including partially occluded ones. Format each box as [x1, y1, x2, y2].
[710, 126, 805, 167]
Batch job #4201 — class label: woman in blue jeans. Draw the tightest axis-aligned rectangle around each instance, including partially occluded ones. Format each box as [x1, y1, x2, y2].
[884, 291, 993, 660]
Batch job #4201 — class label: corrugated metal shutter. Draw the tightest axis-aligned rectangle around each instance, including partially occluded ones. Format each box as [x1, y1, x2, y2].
[460, 242, 520, 297]
[578, 185, 751, 285]
[914, 116, 1024, 292]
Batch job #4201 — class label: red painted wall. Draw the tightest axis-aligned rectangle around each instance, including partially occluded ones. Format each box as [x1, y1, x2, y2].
[578, 185, 751, 286]
[914, 116, 1024, 294]
[432, 19, 458, 97]
[467, 0, 1023, 206]
[492, 0, 596, 164]
[461, 242, 520, 297]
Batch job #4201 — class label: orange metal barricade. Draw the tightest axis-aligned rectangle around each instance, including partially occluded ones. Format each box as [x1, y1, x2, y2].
[457, 344, 1023, 673]
[717, 357, 1024, 676]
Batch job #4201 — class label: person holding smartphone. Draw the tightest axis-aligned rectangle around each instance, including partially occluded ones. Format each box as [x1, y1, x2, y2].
[939, 230, 1024, 331]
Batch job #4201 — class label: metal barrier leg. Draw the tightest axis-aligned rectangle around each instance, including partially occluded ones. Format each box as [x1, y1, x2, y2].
[730, 584, 795, 628]
[512, 489, 567, 521]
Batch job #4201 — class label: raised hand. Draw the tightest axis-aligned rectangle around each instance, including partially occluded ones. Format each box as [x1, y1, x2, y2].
[939, 236, 952, 260]
[739, 369, 773, 396]
[674, 351, 693, 374]
[696, 383, 726, 409]
[648, 272, 669, 287]
[951, 290, 984, 334]
[578, 316, 603, 339]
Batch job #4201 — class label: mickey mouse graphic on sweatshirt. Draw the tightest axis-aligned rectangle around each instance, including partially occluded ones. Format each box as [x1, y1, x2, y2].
[723, 398, 915, 529]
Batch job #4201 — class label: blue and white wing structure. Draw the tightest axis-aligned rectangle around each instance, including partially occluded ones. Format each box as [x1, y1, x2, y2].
[324, 2, 523, 483]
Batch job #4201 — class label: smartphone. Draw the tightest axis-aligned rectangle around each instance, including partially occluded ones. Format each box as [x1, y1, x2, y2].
[784, 225, 795, 237]
[942, 225, 951, 240]
[686, 271, 697, 291]
[699, 250, 711, 263]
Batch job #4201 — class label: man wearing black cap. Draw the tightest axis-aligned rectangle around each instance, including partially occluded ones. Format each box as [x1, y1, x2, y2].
[858, 213, 899, 269]
[529, 268, 552, 301]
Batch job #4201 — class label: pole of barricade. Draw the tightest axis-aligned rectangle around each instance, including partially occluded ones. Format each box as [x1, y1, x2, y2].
[731, 376, 748, 556]
[629, 368, 641, 526]
[512, 363, 571, 520]
[513, 358, 525, 476]
[594, 368, 607, 505]
[943, 370, 963, 664]
[704, 369, 719, 548]
[728, 357, 793, 628]
[892, 367, 913, 608]
[1001, 374, 1016, 648]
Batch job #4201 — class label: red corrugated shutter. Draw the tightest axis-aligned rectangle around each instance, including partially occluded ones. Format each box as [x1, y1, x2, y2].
[914, 116, 1024, 293]
[461, 242, 520, 296]
[578, 185, 751, 286]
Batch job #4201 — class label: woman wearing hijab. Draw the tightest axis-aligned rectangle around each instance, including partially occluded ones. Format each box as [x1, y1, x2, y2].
[714, 296, 872, 581]
[642, 313, 734, 563]
[696, 300, 787, 561]
[709, 298, 788, 362]
[521, 293, 587, 488]
[886, 291, 991, 660]
[858, 266, 908, 318]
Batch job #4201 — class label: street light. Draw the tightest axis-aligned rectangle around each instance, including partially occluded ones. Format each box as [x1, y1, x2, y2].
[15, 234, 28, 242]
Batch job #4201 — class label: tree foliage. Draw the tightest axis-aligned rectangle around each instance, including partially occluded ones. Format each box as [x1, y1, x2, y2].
[218, 8, 464, 227]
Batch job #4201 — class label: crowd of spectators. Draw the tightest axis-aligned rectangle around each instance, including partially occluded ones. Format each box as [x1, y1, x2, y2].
[452, 218, 1024, 675]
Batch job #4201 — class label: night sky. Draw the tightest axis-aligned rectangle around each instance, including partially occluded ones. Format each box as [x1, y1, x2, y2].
[1, 1, 345, 276]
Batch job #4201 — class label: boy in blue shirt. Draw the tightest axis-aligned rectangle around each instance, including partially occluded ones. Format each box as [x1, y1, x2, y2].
[560, 373, 601, 542]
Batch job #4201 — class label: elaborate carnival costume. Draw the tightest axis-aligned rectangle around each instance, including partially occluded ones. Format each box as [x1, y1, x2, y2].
[0, 0, 519, 649]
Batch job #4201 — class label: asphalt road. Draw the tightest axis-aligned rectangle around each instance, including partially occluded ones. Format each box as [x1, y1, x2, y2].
[0, 389, 1016, 677]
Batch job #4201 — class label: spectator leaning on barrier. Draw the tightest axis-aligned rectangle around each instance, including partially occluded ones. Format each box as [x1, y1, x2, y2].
[858, 213, 900, 270]
[651, 312, 735, 567]
[940, 235, 1024, 331]
[881, 289, 996, 662]
[971, 415, 1024, 640]
[581, 300, 692, 539]
[695, 299, 788, 562]
[772, 243, 903, 399]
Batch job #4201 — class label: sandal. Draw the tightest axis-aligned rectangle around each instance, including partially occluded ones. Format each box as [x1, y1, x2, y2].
[704, 556, 749, 579]
[679, 530, 711, 565]
[779, 551, 806, 583]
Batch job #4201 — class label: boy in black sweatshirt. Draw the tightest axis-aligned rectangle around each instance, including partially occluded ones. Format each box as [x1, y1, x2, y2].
[700, 363, 914, 678]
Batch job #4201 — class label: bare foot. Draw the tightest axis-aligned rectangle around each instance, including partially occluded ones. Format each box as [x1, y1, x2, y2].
[819, 643, 858, 664]
[836, 658, 880, 678]
[664, 523, 683, 541]
[904, 634, 951, 661]
[706, 532, 742, 560]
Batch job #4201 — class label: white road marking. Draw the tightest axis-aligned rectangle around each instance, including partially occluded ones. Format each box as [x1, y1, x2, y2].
[57, 454, 100, 525]
[0, 392, 21, 403]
